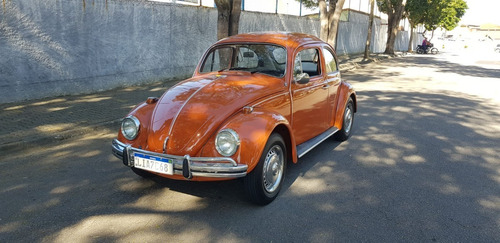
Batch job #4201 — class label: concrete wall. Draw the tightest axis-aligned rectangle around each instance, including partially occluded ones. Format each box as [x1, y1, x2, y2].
[0, 0, 409, 103]
[1, 0, 217, 103]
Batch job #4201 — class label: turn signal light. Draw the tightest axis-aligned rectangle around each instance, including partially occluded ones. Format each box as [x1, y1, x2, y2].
[146, 97, 158, 104]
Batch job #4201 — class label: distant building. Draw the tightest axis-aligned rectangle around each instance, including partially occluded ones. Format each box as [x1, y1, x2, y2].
[446, 24, 500, 41]
[153, 0, 384, 17]
[153, 0, 415, 31]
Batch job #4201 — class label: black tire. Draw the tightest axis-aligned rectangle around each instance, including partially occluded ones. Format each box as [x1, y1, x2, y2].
[431, 48, 438, 54]
[131, 167, 155, 179]
[244, 133, 286, 205]
[416, 47, 424, 54]
[335, 98, 354, 141]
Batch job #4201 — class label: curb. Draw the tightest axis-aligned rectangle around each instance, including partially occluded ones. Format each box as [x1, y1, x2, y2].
[0, 119, 120, 156]
[339, 52, 407, 72]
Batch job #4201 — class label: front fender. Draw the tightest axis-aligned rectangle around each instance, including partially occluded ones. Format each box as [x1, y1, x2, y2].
[200, 109, 295, 173]
[116, 101, 156, 148]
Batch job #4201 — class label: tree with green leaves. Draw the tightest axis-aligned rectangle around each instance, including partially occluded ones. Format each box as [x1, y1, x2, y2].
[429, 0, 467, 31]
[299, 0, 346, 48]
[405, 0, 427, 51]
[406, 0, 467, 50]
[376, 0, 407, 54]
[214, 0, 242, 40]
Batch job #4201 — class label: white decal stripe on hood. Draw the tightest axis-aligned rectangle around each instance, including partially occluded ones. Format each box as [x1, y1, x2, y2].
[167, 76, 220, 137]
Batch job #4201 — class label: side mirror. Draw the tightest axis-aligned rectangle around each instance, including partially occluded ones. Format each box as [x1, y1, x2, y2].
[294, 72, 310, 84]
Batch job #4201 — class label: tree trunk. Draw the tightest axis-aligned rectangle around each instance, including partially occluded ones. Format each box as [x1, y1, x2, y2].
[364, 0, 375, 59]
[319, 0, 328, 41]
[326, 0, 345, 48]
[318, 0, 345, 49]
[215, 0, 241, 40]
[408, 24, 414, 52]
[229, 0, 241, 36]
[384, 1, 405, 54]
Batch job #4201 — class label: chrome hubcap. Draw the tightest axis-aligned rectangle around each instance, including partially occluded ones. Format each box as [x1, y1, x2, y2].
[263, 145, 284, 193]
[344, 105, 353, 134]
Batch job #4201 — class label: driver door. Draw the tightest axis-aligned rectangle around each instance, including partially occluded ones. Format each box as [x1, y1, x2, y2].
[291, 47, 330, 145]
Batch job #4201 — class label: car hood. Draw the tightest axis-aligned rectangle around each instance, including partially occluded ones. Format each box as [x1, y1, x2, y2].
[146, 72, 285, 155]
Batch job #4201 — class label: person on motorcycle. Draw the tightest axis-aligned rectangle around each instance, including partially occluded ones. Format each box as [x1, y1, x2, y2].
[422, 37, 429, 53]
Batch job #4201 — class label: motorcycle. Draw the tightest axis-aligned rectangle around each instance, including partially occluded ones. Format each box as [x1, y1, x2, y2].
[416, 43, 438, 54]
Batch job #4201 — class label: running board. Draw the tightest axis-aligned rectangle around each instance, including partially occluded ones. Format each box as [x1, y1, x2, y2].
[296, 127, 339, 158]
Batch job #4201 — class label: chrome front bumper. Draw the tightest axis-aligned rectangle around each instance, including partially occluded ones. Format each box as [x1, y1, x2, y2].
[111, 139, 248, 179]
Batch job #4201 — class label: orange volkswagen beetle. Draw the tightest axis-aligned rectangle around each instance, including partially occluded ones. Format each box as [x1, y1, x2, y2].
[112, 32, 356, 205]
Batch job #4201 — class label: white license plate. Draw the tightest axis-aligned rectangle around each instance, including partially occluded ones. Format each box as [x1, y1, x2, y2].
[133, 152, 173, 175]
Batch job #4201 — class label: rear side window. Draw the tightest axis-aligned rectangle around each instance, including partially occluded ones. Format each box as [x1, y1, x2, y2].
[323, 48, 338, 73]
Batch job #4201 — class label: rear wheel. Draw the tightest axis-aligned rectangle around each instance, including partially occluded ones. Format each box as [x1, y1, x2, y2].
[244, 133, 286, 205]
[335, 98, 354, 141]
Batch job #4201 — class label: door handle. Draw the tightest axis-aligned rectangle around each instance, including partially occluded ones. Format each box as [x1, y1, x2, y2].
[322, 84, 330, 89]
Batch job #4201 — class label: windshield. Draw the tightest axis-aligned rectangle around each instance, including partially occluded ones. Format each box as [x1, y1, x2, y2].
[200, 44, 287, 78]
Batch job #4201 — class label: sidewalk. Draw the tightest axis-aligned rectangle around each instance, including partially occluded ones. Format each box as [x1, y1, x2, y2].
[0, 52, 405, 153]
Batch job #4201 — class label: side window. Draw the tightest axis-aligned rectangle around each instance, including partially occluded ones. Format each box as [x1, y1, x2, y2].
[323, 48, 338, 73]
[294, 48, 321, 77]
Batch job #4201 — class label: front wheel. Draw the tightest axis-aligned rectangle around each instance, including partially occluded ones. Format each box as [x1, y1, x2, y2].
[335, 98, 354, 141]
[244, 133, 286, 205]
[430, 48, 439, 54]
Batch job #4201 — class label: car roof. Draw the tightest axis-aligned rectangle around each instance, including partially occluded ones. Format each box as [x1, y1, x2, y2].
[215, 32, 326, 49]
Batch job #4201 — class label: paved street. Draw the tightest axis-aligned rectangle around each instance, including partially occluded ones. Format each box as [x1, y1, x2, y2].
[1, 50, 499, 242]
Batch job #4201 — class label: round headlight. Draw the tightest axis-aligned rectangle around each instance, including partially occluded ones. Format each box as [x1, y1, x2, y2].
[121, 116, 140, 140]
[215, 129, 240, 157]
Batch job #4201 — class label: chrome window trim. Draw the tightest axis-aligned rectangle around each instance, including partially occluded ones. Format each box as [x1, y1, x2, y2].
[199, 43, 288, 78]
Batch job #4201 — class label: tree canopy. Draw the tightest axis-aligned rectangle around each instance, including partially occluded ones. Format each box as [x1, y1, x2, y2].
[406, 0, 467, 31]
[299, 0, 326, 10]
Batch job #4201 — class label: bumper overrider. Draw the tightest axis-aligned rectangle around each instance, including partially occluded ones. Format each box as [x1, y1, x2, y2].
[112, 139, 248, 179]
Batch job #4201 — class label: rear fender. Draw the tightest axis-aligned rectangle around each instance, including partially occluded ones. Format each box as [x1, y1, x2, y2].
[333, 81, 357, 129]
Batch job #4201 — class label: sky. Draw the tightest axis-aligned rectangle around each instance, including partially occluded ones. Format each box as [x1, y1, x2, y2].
[460, 0, 500, 25]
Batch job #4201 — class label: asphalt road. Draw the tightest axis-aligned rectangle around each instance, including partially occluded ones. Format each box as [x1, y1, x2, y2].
[1, 49, 499, 242]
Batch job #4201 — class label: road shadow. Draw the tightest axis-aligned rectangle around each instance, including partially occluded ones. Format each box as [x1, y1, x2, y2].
[1, 86, 499, 242]
[1, 54, 500, 242]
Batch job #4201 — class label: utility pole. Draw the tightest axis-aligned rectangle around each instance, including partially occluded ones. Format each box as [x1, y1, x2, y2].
[299, 0, 302, 16]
